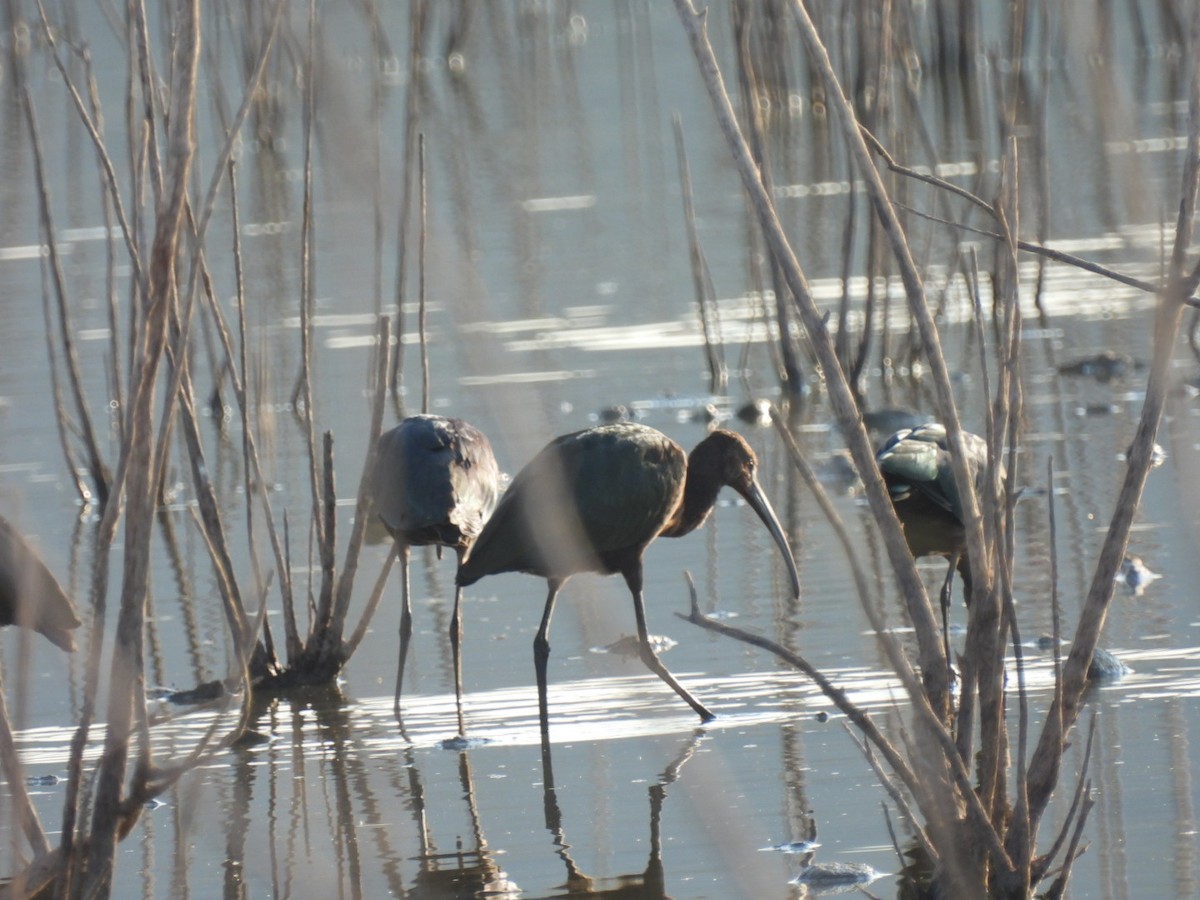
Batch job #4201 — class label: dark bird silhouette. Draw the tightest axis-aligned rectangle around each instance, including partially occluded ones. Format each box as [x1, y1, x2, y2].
[876, 422, 993, 635]
[457, 422, 801, 726]
[373, 415, 499, 731]
[0, 515, 81, 651]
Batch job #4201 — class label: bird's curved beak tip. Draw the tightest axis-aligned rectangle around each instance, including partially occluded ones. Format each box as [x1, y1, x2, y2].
[743, 481, 801, 601]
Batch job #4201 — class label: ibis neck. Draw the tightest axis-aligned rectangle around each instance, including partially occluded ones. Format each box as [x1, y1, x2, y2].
[662, 470, 723, 538]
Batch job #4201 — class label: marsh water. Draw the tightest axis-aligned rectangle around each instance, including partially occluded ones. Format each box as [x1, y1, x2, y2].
[2, 3, 1200, 897]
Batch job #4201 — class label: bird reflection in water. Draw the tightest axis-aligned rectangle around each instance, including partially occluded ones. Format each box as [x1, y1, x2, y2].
[540, 730, 705, 898]
[404, 748, 521, 898]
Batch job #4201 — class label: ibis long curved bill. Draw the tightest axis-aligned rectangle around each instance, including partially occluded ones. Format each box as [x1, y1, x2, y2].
[735, 479, 801, 600]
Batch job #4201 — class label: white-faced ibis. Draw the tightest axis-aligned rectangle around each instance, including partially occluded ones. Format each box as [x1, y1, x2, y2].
[0, 515, 81, 651]
[876, 422, 993, 628]
[373, 415, 500, 730]
[457, 422, 800, 725]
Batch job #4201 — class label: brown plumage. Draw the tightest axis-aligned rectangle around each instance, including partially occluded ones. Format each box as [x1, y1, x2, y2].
[0, 515, 82, 651]
[458, 422, 800, 725]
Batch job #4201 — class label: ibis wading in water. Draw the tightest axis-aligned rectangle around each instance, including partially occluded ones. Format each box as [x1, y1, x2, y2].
[0, 515, 82, 651]
[373, 415, 499, 731]
[456, 422, 801, 725]
[876, 422, 995, 634]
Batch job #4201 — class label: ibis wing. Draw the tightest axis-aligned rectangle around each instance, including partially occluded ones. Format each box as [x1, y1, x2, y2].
[444, 425, 500, 542]
[374, 416, 499, 547]
[877, 423, 992, 523]
[459, 424, 685, 582]
[561, 425, 685, 555]
[0, 516, 81, 649]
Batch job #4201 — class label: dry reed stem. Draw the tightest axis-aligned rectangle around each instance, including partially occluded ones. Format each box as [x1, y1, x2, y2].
[199, 159, 297, 660]
[175, 372, 247, 639]
[390, 0, 428, 403]
[344, 544, 398, 658]
[294, 0, 326, 578]
[18, 75, 110, 507]
[730, 4, 804, 398]
[672, 113, 726, 395]
[866, 130, 1200, 309]
[225, 161, 268, 627]
[143, 0, 284, 673]
[997, 140, 1034, 888]
[1035, 714, 1097, 885]
[83, 0, 201, 887]
[418, 133, 430, 415]
[330, 315, 394, 647]
[846, 728, 938, 868]
[34, 0, 147, 294]
[0, 671, 49, 861]
[770, 411, 873, 604]
[316, 433, 337, 633]
[39, 275, 92, 505]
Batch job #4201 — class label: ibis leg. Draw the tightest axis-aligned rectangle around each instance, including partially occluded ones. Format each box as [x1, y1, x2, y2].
[449, 565, 466, 737]
[534, 579, 564, 734]
[957, 553, 974, 607]
[939, 556, 956, 674]
[451, 549, 468, 739]
[624, 566, 715, 723]
[394, 546, 413, 724]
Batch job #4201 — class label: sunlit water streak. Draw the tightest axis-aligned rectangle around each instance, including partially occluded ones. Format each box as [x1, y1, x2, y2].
[13, 644, 1193, 774]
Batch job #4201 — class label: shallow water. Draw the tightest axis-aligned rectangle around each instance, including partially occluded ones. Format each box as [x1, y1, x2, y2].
[2, 3, 1200, 897]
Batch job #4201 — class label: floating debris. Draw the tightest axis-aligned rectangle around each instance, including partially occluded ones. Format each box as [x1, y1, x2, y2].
[165, 680, 227, 705]
[1075, 402, 1120, 417]
[1119, 442, 1166, 468]
[144, 798, 166, 810]
[1037, 637, 1131, 681]
[440, 734, 491, 751]
[232, 730, 271, 749]
[820, 452, 860, 494]
[791, 861, 884, 892]
[1036, 634, 1064, 651]
[760, 840, 821, 854]
[598, 405, 630, 423]
[704, 609, 739, 621]
[736, 399, 772, 426]
[1117, 556, 1161, 596]
[591, 634, 677, 658]
[690, 403, 722, 425]
[1088, 647, 1132, 681]
[1058, 350, 1143, 382]
[25, 774, 61, 787]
